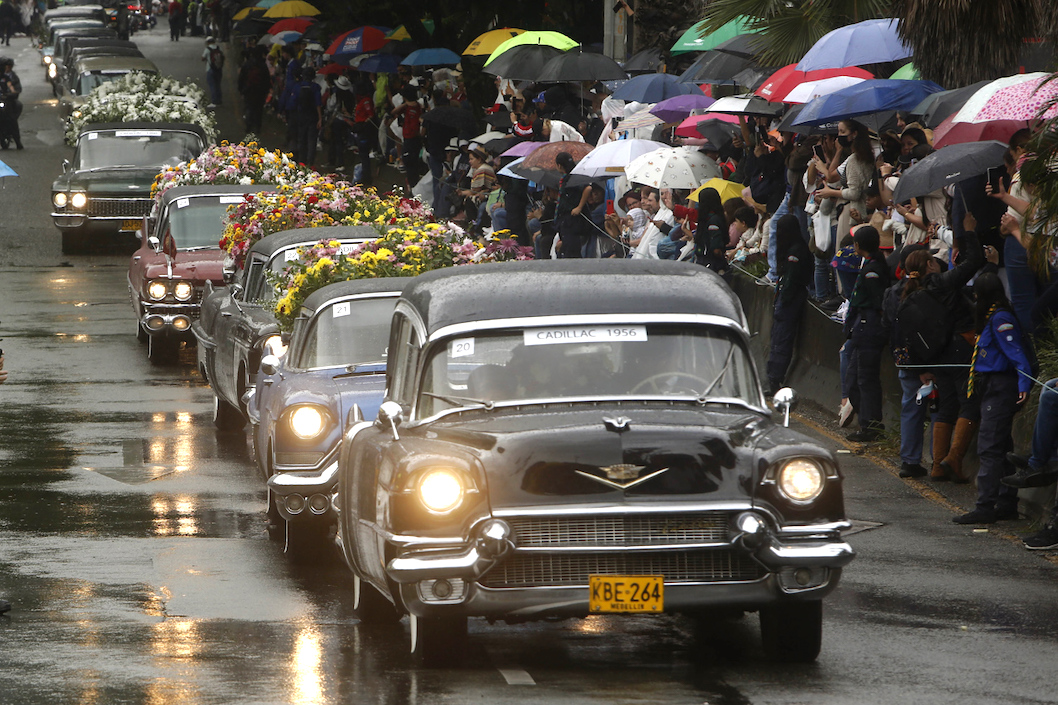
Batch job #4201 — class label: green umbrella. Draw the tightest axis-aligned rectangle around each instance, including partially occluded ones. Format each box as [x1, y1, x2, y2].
[485, 30, 578, 66]
[671, 16, 754, 56]
[890, 63, 921, 80]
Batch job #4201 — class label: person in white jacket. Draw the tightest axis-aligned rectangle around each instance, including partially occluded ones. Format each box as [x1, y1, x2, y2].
[633, 187, 674, 259]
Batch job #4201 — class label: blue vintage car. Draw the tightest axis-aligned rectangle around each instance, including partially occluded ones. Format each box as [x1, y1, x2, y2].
[248, 277, 406, 552]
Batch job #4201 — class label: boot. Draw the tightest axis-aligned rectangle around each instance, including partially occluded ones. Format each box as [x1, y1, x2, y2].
[930, 421, 954, 481]
[940, 417, 977, 484]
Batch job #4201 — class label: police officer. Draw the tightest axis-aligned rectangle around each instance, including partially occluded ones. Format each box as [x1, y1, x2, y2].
[953, 272, 1032, 524]
[0, 56, 22, 150]
[766, 213, 813, 394]
[844, 225, 890, 441]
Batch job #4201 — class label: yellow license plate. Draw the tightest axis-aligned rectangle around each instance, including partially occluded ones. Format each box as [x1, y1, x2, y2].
[589, 575, 664, 613]
[120, 219, 141, 232]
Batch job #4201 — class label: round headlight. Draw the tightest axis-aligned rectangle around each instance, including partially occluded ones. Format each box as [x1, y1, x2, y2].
[263, 333, 287, 358]
[173, 281, 193, 301]
[43, 55, 52, 64]
[777, 459, 825, 503]
[418, 469, 464, 514]
[147, 281, 168, 300]
[53, 192, 68, 208]
[48, 63, 56, 78]
[290, 406, 324, 439]
[70, 192, 87, 209]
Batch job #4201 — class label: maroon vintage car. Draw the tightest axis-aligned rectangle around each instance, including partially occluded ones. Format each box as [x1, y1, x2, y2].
[127, 184, 269, 363]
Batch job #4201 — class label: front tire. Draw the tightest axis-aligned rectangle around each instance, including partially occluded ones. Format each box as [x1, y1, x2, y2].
[134, 315, 148, 343]
[759, 601, 822, 663]
[213, 393, 245, 431]
[410, 614, 467, 667]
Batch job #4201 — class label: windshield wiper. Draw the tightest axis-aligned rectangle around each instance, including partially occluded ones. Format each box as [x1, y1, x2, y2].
[421, 391, 495, 410]
[334, 363, 386, 378]
[698, 344, 738, 402]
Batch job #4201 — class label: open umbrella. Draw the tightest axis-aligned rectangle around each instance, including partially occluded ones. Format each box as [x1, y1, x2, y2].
[782, 75, 869, 104]
[712, 34, 762, 60]
[795, 19, 912, 72]
[571, 139, 670, 177]
[612, 73, 700, 103]
[316, 62, 347, 76]
[689, 178, 744, 203]
[678, 50, 755, 85]
[932, 114, 1028, 150]
[356, 53, 401, 74]
[401, 47, 461, 67]
[268, 17, 314, 34]
[498, 156, 527, 180]
[500, 140, 546, 159]
[535, 48, 626, 83]
[704, 93, 784, 118]
[890, 63, 921, 80]
[232, 6, 265, 21]
[509, 141, 594, 186]
[0, 158, 18, 179]
[670, 16, 754, 55]
[464, 28, 524, 56]
[625, 146, 721, 189]
[674, 113, 737, 138]
[262, 0, 319, 19]
[327, 27, 389, 57]
[422, 105, 478, 138]
[910, 81, 990, 128]
[892, 141, 1008, 204]
[792, 79, 944, 126]
[267, 30, 302, 45]
[482, 44, 562, 80]
[485, 30, 578, 66]
[775, 103, 838, 134]
[622, 47, 665, 75]
[691, 117, 741, 146]
[967, 74, 1058, 123]
[649, 93, 715, 122]
[754, 64, 874, 102]
[471, 130, 506, 145]
[616, 107, 664, 131]
[732, 66, 777, 92]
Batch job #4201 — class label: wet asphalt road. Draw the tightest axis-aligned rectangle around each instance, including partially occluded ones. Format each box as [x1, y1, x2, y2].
[1, 27, 1058, 705]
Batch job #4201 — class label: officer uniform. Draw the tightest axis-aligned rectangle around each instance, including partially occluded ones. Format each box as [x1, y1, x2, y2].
[766, 242, 813, 392]
[844, 252, 890, 435]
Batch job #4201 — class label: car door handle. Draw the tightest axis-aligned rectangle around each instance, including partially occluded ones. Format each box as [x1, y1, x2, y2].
[221, 311, 232, 317]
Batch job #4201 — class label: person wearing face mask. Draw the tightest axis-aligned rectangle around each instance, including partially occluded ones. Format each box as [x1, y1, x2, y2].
[815, 119, 874, 246]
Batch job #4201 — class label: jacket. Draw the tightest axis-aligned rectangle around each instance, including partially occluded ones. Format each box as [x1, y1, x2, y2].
[973, 308, 1033, 394]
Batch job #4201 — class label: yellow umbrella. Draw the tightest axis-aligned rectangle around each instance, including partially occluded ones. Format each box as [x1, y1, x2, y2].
[387, 25, 411, 41]
[232, 6, 263, 20]
[262, 0, 320, 19]
[463, 28, 525, 56]
[485, 30, 578, 66]
[688, 178, 745, 204]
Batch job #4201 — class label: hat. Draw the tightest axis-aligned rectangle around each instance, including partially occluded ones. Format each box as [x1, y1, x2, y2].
[335, 76, 352, 91]
[445, 137, 460, 152]
[205, 36, 217, 46]
[304, 42, 324, 52]
[408, 77, 420, 87]
[534, 91, 547, 104]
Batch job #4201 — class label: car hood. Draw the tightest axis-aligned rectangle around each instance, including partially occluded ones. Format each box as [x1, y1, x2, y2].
[140, 249, 226, 282]
[330, 365, 387, 423]
[57, 168, 163, 193]
[412, 404, 828, 510]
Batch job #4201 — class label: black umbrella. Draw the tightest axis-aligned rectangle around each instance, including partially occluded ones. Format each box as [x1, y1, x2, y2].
[622, 46, 664, 75]
[678, 50, 755, 85]
[892, 141, 1008, 204]
[422, 106, 479, 138]
[483, 44, 563, 80]
[712, 34, 761, 60]
[484, 135, 519, 155]
[694, 119, 741, 148]
[910, 80, 989, 129]
[535, 48, 627, 83]
[775, 103, 837, 134]
[732, 66, 780, 92]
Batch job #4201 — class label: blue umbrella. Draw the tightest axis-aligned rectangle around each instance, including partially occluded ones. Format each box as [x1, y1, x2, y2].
[401, 47, 461, 67]
[796, 19, 912, 72]
[793, 79, 945, 127]
[0, 159, 17, 179]
[357, 53, 401, 74]
[611, 73, 700, 103]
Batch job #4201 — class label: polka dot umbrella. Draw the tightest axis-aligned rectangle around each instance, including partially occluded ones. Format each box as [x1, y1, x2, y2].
[625, 146, 722, 190]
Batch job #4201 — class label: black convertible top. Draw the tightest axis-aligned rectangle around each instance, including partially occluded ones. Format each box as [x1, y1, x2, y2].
[402, 259, 747, 335]
[300, 278, 408, 316]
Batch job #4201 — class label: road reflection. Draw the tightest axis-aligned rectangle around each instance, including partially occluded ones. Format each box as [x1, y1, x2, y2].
[290, 623, 326, 704]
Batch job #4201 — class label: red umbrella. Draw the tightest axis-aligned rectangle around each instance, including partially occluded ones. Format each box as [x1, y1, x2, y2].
[268, 17, 315, 35]
[316, 62, 347, 76]
[754, 63, 874, 103]
[327, 27, 389, 56]
[932, 114, 1029, 149]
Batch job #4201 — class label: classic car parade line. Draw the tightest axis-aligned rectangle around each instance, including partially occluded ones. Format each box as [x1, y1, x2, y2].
[39, 9, 853, 669]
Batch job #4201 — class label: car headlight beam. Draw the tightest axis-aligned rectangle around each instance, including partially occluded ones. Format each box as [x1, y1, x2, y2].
[53, 192, 68, 208]
[173, 281, 193, 301]
[777, 459, 825, 504]
[290, 406, 325, 440]
[70, 192, 87, 209]
[263, 333, 287, 358]
[418, 469, 465, 514]
[147, 281, 168, 300]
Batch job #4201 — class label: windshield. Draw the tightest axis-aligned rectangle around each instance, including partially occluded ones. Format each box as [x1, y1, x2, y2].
[76, 130, 203, 171]
[419, 324, 759, 417]
[162, 195, 246, 249]
[294, 296, 396, 369]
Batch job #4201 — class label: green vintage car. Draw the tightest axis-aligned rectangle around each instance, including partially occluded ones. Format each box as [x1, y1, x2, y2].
[51, 122, 207, 253]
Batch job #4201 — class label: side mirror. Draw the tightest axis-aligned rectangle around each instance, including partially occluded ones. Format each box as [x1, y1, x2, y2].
[230, 282, 244, 299]
[147, 235, 160, 251]
[222, 263, 237, 285]
[260, 354, 280, 376]
[376, 400, 403, 441]
[772, 387, 796, 428]
[62, 159, 70, 173]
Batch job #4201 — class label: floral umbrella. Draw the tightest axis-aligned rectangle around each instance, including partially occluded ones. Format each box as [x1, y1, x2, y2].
[625, 146, 722, 189]
[571, 139, 671, 177]
[968, 75, 1058, 123]
[945, 72, 1049, 124]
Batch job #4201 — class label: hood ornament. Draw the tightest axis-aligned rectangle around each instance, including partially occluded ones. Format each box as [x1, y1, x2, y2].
[602, 415, 632, 433]
[576, 464, 670, 490]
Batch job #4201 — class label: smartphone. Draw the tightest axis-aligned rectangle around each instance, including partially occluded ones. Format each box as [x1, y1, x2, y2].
[987, 166, 1004, 192]
[812, 144, 826, 162]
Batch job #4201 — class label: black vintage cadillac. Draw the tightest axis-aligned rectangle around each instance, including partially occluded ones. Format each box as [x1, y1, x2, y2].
[336, 259, 854, 665]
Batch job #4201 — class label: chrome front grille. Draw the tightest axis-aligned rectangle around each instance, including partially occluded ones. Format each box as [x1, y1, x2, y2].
[480, 550, 764, 588]
[507, 513, 731, 548]
[86, 197, 153, 218]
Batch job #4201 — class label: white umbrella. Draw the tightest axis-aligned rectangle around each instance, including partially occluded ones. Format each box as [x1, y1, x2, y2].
[471, 130, 506, 145]
[572, 139, 671, 177]
[704, 94, 784, 117]
[783, 75, 868, 104]
[625, 146, 721, 190]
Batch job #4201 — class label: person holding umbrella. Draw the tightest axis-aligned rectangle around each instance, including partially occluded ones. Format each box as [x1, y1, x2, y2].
[554, 151, 592, 258]
[815, 119, 875, 249]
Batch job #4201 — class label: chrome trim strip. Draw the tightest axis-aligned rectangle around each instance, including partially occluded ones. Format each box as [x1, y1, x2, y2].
[427, 313, 749, 343]
[491, 502, 756, 517]
[512, 542, 734, 553]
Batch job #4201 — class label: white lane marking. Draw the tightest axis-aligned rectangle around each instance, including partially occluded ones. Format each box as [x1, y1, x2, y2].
[498, 668, 536, 685]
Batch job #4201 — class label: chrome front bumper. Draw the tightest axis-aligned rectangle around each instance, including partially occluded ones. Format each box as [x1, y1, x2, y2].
[267, 459, 340, 522]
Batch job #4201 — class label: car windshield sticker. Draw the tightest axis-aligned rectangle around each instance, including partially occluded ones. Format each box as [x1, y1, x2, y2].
[450, 338, 475, 358]
[332, 302, 351, 318]
[176, 198, 189, 208]
[220, 196, 244, 204]
[86, 132, 97, 139]
[524, 326, 648, 346]
[285, 250, 299, 262]
[339, 243, 357, 255]
[114, 130, 162, 137]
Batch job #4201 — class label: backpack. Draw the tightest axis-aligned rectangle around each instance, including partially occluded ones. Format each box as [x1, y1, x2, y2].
[209, 46, 224, 71]
[896, 287, 953, 364]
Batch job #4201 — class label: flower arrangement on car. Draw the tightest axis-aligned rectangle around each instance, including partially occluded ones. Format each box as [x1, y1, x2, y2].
[268, 227, 534, 331]
[65, 71, 217, 145]
[151, 140, 309, 204]
[218, 178, 435, 268]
